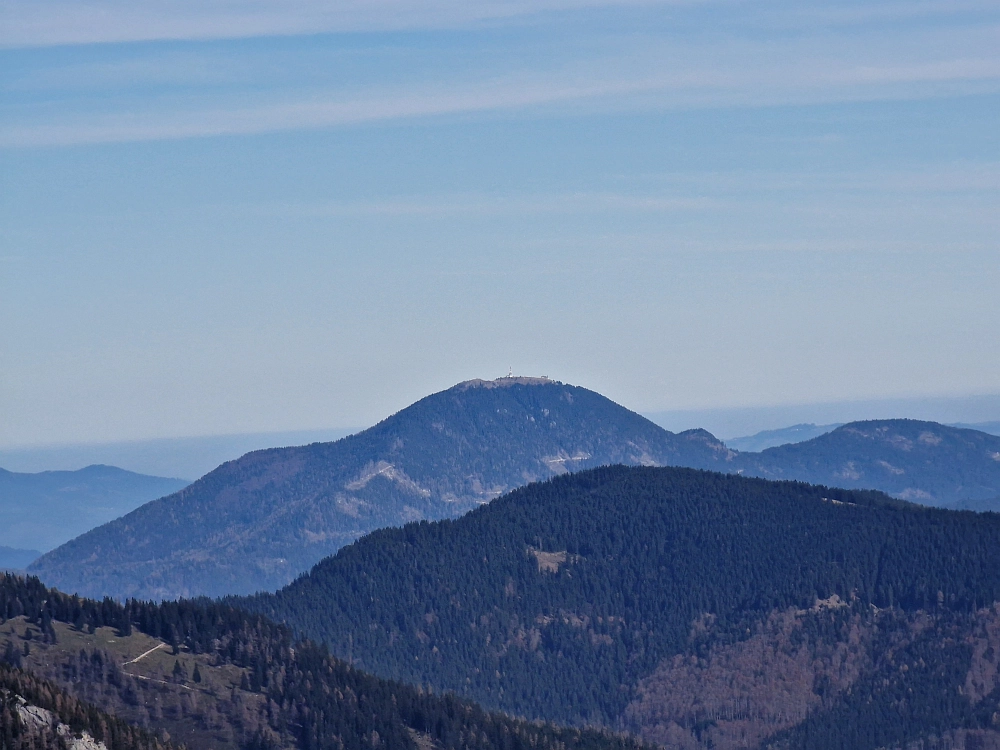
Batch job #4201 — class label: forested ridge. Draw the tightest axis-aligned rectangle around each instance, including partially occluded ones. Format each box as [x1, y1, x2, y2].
[29, 379, 1000, 604]
[30, 379, 730, 601]
[1, 661, 177, 750]
[0, 573, 648, 750]
[236, 465, 1000, 742]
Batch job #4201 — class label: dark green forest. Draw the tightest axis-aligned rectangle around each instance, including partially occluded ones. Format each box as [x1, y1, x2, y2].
[0, 573, 647, 750]
[762, 606, 1000, 750]
[237, 466, 1000, 728]
[0, 661, 176, 750]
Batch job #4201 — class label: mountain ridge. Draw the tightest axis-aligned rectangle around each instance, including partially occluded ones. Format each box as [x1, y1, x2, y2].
[0, 573, 646, 750]
[236, 464, 1000, 748]
[29, 378, 732, 600]
[0, 464, 189, 553]
[738, 418, 1000, 504]
[28, 380, 1000, 602]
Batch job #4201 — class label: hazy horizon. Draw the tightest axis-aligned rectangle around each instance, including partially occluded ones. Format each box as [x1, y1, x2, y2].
[3, 0, 998, 449]
[3, 387, 1000, 478]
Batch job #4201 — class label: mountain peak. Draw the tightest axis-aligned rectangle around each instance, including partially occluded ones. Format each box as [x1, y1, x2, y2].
[30, 379, 726, 600]
[451, 375, 557, 391]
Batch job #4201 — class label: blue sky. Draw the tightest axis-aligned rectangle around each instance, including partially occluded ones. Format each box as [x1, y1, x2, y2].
[2, 0, 999, 447]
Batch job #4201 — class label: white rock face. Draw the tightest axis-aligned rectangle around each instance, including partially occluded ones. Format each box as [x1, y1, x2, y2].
[13, 693, 109, 750]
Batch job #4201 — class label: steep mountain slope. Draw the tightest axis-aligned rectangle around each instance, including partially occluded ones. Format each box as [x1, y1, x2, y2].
[0, 465, 189, 552]
[239, 465, 1000, 747]
[735, 419, 1000, 505]
[0, 574, 646, 750]
[30, 378, 731, 600]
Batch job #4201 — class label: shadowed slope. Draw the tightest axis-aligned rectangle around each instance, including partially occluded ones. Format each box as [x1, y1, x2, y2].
[30, 378, 731, 600]
[238, 465, 1000, 733]
[735, 419, 1000, 505]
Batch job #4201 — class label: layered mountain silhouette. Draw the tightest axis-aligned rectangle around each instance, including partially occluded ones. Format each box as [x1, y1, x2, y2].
[0, 546, 40, 571]
[737, 419, 1000, 505]
[0, 464, 189, 553]
[239, 465, 1000, 748]
[29, 377, 732, 600]
[724, 422, 842, 452]
[29, 379, 1000, 602]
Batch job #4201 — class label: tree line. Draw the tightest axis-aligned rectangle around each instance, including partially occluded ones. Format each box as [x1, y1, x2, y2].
[0, 572, 648, 750]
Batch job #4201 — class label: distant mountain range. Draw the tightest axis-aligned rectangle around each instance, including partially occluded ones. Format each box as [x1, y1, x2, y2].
[725, 419, 1000, 453]
[0, 428, 356, 481]
[0, 546, 40, 571]
[29, 378, 1000, 602]
[724, 423, 844, 452]
[29, 377, 732, 600]
[736, 419, 1000, 505]
[954, 420, 1000, 437]
[0, 464, 189, 554]
[238, 465, 1000, 748]
[643, 393, 1000, 442]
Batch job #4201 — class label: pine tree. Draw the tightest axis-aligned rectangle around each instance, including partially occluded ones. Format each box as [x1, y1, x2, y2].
[2, 641, 20, 668]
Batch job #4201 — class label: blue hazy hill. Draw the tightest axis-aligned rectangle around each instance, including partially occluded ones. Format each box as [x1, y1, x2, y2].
[0, 464, 188, 552]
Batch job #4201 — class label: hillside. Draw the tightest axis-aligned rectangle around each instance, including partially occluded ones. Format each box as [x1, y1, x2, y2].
[238, 465, 1000, 748]
[0, 573, 646, 750]
[29, 378, 731, 600]
[0, 465, 189, 553]
[29, 381, 1000, 604]
[0, 661, 177, 750]
[735, 419, 1000, 505]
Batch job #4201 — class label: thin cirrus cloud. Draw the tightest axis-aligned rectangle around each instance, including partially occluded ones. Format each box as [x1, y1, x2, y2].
[1, 0, 678, 47]
[271, 161, 1000, 219]
[276, 192, 718, 219]
[3, 46, 998, 148]
[5, 0, 999, 48]
[2, 2, 998, 149]
[0, 75, 668, 147]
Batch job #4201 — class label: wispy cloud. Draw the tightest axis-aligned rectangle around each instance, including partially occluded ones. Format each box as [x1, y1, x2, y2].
[0, 75, 667, 147]
[278, 192, 717, 218]
[4, 48, 998, 147]
[2, 3, 998, 148]
[6, 0, 1000, 49]
[0, 0, 677, 48]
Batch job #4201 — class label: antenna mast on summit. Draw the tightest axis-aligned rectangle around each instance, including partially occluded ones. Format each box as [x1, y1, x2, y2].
[508, 366, 513, 378]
